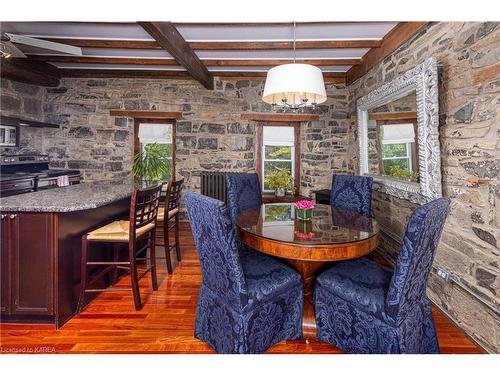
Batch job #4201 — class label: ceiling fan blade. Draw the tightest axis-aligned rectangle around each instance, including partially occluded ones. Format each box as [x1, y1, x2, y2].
[0, 40, 27, 58]
[5, 33, 83, 56]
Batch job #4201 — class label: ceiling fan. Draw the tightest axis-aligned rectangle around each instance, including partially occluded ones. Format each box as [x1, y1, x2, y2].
[0, 33, 82, 59]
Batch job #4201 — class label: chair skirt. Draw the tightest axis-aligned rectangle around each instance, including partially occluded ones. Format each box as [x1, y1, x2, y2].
[314, 284, 439, 354]
[194, 283, 303, 354]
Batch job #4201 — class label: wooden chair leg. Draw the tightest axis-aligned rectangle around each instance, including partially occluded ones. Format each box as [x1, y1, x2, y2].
[77, 235, 89, 313]
[149, 231, 158, 291]
[174, 214, 181, 262]
[129, 242, 142, 310]
[164, 220, 173, 274]
[112, 243, 120, 284]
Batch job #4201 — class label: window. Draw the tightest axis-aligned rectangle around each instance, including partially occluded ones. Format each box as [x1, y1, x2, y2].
[134, 119, 176, 181]
[381, 143, 412, 173]
[379, 123, 418, 181]
[256, 124, 300, 193]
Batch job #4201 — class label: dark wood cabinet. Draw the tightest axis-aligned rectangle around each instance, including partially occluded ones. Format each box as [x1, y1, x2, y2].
[1, 212, 55, 316]
[1, 197, 130, 328]
[1, 214, 12, 314]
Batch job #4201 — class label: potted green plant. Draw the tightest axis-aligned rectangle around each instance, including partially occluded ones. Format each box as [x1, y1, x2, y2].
[132, 143, 170, 187]
[265, 168, 293, 197]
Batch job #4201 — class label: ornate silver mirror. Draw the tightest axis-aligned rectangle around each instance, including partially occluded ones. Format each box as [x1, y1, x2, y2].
[357, 57, 441, 204]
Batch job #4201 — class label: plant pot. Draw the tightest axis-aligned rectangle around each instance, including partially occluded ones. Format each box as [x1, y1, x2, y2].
[275, 188, 285, 197]
[296, 207, 312, 221]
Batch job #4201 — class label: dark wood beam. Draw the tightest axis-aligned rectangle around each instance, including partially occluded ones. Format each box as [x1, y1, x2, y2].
[43, 38, 381, 50]
[214, 72, 346, 84]
[109, 111, 183, 119]
[28, 55, 360, 67]
[202, 59, 360, 67]
[44, 38, 161, 49]
[241, 113, 320, 122]
[138, 22, 214, 90]
[60, 69, 192, 79]
[189, 40, 382, 50]
[59, 69, 346, 84]
[346, 22, 428, 84]
[0, 58, 61, 87]
[28, 55, 179, 66]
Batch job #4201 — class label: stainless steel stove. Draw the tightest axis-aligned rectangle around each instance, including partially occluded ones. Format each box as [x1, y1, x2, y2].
[0, 154, 81, 197]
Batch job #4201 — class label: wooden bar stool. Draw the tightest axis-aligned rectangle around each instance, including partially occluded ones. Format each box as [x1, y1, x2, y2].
[157, 178, 184, 274]
[77, 183, 163, 312]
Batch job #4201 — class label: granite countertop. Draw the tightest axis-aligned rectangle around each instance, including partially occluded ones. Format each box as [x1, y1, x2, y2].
[0, 180, 134, 212]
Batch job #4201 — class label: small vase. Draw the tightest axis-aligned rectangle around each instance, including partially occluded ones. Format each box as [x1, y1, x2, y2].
[275, 188, 285, 197]
[296, 207, 312, 221]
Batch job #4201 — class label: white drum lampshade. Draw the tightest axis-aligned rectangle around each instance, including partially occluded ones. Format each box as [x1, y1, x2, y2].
[263, 63, 327, 108]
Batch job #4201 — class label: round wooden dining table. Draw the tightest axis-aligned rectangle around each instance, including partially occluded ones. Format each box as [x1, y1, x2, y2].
[236, 202, 380, 341]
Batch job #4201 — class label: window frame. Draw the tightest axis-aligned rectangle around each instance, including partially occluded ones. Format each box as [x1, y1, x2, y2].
[133, 117, 177, 180]
[381, 142, 413, 173]
[255, 122, 301, 195]
[375, 119, 419, 177]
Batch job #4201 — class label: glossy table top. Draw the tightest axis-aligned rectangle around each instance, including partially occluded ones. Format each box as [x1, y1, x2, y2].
[236, 203, 379, 247]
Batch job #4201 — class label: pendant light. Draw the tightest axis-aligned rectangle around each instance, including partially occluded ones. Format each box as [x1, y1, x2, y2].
[262, 21, 327, 112]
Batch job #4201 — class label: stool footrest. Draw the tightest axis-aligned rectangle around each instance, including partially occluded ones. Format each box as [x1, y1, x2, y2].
[84, 288, 133, 293]
[86, 261, 130, 266]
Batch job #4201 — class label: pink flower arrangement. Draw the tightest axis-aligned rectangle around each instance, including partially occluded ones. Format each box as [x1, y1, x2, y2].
[294, 231, 314, 240]
[294, 200, 315, 209]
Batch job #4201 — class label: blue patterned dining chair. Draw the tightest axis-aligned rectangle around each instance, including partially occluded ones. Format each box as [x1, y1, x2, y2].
[314, 197, 451, 353]
[226, 173, 263, 255]
[330, 174, 373, 217]
[184, 192, 303, 353]
[226, 173, 263, 226]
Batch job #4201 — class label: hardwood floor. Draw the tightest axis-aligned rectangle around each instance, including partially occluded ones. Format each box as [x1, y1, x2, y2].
[0, 223, 481, 354]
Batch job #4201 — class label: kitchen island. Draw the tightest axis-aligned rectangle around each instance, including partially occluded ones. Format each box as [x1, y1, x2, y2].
[0, 181, 133, 328]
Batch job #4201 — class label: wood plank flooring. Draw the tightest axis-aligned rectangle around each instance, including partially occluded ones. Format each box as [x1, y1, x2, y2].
[0, 223, 481, 354]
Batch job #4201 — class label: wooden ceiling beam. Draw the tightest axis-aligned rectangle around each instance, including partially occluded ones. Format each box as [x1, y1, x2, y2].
[58, 69, 346, 84]
[203, 59, 360, 67]
[0, 58, 61, 87]
[42, 38, 382, 50]
[27, 55, 179, 65]
[138, 22, 214, 90]
[190, 40, 382, 50]
[28, 55, 360, 67]
[214, 71, 346, 84]
[346, 22, 428, 84]
[60, 69, 192, 79]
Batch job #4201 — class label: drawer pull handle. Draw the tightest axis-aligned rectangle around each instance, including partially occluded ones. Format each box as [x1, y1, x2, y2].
[9, 214, 16, 219]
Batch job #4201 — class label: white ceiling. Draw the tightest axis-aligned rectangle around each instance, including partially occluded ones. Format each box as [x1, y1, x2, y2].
[1, 22, 397, 41]
[0, 22, 398, 74]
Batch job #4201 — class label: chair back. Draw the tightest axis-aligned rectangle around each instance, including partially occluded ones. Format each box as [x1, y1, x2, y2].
[184, 192, 248, 308]
[385, 197, 450, 322]
[129, 182, 163, 238]
[330, 174, 373, 217]
[165, 178, 184, 211]
[225, 173, 263, 226]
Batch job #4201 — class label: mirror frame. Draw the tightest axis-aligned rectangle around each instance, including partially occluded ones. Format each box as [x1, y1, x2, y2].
[357, 57, 442, 204]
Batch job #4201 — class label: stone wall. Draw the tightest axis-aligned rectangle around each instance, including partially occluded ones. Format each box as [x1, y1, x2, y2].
[348, 22, 499, 352]
[0, 79, 56, 155]
[1, 76, 351, 198]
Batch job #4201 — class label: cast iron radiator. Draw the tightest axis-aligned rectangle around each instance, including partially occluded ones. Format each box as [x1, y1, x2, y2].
[200, 172, 231, 204]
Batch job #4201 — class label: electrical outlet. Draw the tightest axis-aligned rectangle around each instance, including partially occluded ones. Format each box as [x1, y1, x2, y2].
[436, 267, 452, 283]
